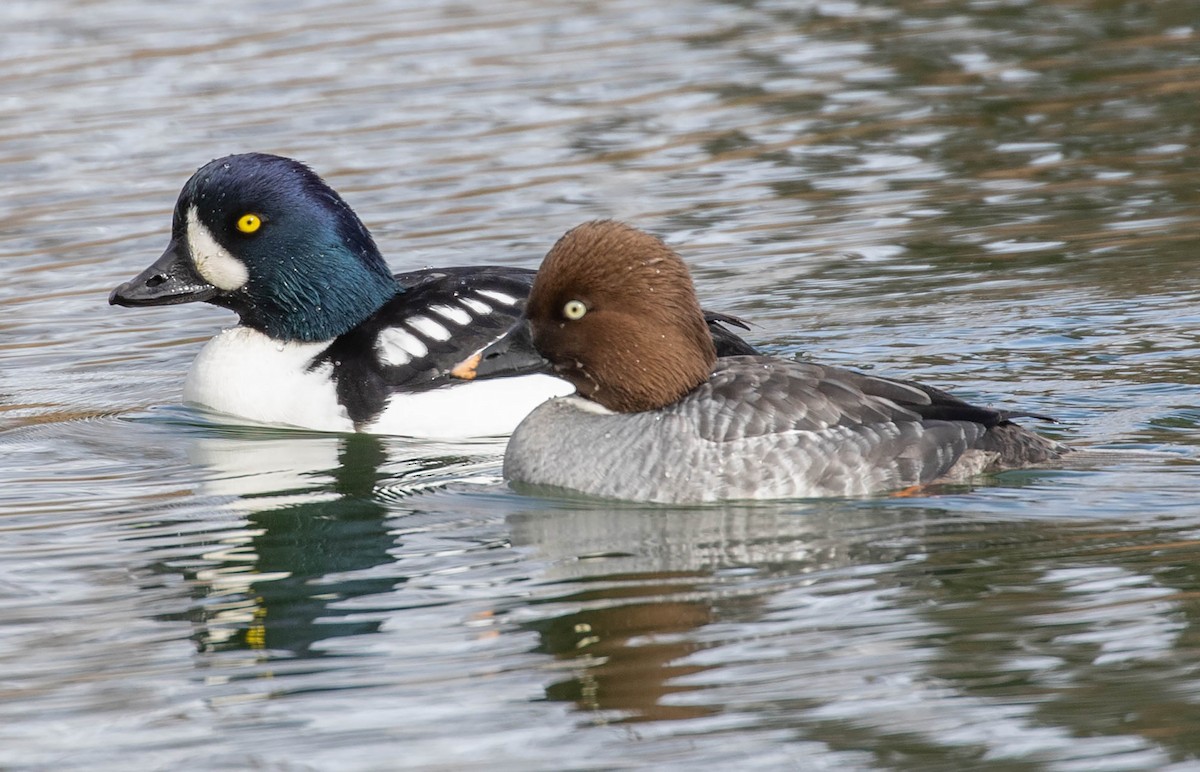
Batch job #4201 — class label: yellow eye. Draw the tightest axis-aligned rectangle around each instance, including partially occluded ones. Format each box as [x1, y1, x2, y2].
[562, 300, 587, 321]
[236, 213, 262, 234]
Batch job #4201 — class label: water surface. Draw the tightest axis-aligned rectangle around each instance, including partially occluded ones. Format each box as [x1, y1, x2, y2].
[1, 0, 1199, 768]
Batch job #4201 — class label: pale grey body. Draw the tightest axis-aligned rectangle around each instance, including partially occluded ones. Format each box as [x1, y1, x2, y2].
[503, 357, 1066, 504]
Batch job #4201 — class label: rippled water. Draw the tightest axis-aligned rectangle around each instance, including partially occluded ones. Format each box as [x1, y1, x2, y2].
[2, 0, 1199, 768]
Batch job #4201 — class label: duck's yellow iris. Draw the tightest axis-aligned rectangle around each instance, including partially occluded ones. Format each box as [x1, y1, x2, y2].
[236, 213, 262, 234]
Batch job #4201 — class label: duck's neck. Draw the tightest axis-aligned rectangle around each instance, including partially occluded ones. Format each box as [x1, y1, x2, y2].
[224, 255, 398, 343]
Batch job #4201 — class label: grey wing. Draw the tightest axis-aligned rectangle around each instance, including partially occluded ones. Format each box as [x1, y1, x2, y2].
[681, 358, 931, 439]
[673, 358, 988, 492]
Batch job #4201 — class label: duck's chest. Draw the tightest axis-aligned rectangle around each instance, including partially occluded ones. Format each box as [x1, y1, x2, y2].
[183, 327, 352, 432]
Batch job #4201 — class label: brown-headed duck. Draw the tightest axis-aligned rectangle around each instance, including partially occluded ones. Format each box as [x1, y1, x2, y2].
[452, 220, 1067, 502]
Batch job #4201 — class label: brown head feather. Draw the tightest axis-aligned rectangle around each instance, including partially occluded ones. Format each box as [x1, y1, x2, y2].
[526, 220, 718, 413]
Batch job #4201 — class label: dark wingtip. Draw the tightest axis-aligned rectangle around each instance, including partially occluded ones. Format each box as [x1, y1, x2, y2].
[702, 309, 753, 332]
[999, 411, 1059, 424]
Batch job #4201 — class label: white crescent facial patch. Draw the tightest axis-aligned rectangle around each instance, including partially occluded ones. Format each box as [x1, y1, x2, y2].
[186, 206, 249, 291]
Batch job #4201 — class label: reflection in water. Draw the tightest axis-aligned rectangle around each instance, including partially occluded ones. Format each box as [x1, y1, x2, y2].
[11, 423, 1194, 767]
[127, 433, 398, 664]
[528, 582, 717, 722]
[149, 427, 510, 668]
[183, 433, 396, 658]
[504, 497, 1200, 766]
[508, 503, 919, 724]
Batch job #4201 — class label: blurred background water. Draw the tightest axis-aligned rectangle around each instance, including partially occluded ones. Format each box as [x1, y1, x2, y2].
[2, 0, 1199, 769]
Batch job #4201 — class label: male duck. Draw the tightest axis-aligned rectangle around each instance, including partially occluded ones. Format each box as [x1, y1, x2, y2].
[109, 154, 755, 437]
[453, 220, 1068, 502]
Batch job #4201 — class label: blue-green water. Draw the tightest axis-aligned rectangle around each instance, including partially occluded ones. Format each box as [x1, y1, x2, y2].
[2, 1, 1198, 768]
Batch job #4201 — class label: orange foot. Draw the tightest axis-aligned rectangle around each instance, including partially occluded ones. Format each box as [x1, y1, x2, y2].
[890, 484, 926, 498]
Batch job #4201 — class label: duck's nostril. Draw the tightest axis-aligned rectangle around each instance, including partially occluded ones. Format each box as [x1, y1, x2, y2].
[145, 274, 166, 288]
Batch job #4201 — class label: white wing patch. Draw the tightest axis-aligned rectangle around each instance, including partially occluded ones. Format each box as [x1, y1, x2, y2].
[186, 206, 249, 291]
[430, 304, 471, 326]
[459, 297, 491, 315]
[376, 327, 429, 366]
[407, 315, 451, 342]
[475, 289, 519, 306]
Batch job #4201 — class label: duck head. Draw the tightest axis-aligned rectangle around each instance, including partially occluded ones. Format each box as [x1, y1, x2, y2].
[109, 153, 398, 342]
[455, 221, 717, 413]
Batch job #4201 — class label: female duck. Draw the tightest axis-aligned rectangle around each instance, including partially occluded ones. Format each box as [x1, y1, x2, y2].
[454, 221, 1067, 502]
[109, 154, 754, 437]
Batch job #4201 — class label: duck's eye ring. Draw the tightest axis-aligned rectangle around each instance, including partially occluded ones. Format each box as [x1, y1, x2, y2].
[562, 299, 588, 321]
[236, 213, 263, 234]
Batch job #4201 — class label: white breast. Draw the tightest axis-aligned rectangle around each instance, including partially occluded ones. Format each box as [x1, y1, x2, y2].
[183, 327, 354, 432]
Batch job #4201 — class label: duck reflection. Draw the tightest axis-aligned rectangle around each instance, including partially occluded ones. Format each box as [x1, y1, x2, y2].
[525, 579, 718, 722]
[181, 431, 396, 657]
[507, 503, 921, 723]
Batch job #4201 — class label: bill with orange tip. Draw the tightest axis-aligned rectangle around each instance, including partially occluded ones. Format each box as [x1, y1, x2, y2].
[449, 320, 550, 382]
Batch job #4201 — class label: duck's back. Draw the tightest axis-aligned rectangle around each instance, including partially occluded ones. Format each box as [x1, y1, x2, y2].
[503, 356, 1064, 503]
